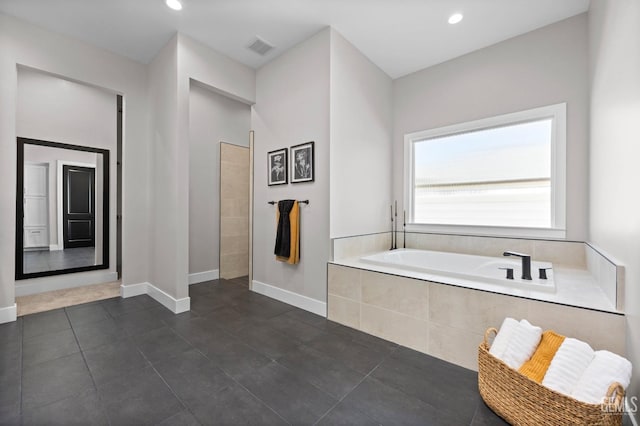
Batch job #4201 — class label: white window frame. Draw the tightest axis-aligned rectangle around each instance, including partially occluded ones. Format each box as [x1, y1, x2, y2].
[404, 103, 566, 239]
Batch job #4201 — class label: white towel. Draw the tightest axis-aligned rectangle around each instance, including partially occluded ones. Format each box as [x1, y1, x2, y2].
[542, 338, 594, 395]
[501, 319, 542, 370]
[489, 317, 519, 360]
[571, 350, 632, 404]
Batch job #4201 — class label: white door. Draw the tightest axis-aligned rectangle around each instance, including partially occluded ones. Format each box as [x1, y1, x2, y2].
[24, 163, 49, 248]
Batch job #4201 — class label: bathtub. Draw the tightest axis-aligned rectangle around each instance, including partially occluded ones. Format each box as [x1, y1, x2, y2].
[360, 248, 555, 292]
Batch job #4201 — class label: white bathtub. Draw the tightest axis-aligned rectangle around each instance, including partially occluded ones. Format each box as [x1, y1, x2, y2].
[360, 248, 555, 292]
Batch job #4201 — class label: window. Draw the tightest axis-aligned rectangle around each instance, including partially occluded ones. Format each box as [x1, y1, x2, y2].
[404, 103, 566, 238]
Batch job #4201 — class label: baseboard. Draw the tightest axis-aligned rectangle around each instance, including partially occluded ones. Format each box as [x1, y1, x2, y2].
[252, 280, 327, 317]
[16, 271, 119, 297]
[121, 282, 190, 314]
[120, 282, 148, 298]
[188, 269, 219, 285]
[0, 304, 17, 324]
[147, 283, 190, 314]
[49, 244, 62, 251]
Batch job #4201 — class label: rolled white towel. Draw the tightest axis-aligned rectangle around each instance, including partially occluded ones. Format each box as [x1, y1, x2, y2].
[489, 317, 519, 360]
[542, 338, 594, 395]
[571, 350, 632, 404]
[501, 319, 542, 370]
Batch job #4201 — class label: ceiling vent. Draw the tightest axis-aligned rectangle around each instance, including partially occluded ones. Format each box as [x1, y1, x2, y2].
[247, 37, 275, 56]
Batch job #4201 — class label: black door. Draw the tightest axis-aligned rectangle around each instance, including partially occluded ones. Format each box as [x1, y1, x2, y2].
[63, 165, 95, 249]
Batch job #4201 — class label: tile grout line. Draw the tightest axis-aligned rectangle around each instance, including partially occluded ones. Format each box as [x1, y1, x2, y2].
[134, 343, 201, 425]
[20, 309, 110, 424]
[311, 344, 399, 425]
[19, 318, 24, 419]
[159, 317, 292, 425]
[63, 307, 110, 424]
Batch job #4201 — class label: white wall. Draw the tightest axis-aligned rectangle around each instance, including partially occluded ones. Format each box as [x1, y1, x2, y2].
[189, 82, 251, 276]
[148, 35, 182, 299]
[18, 69, 113, 257]
[0, 14, 149, 320]
[252, 28, 331, 305]
[329, 30, 393, 239]
[588, 0, 640, 418]
[393, 14, 589, 241]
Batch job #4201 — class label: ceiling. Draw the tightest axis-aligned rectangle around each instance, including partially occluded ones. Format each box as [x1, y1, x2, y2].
[0, 0, 590, 79]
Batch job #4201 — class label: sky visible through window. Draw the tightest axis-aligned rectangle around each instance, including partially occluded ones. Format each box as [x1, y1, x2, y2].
[413, 119, 552, 227]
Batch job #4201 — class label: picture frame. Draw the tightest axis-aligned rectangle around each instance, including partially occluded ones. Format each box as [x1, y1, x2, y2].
[267, 148, 288, 186]
[290, 141, 314, 183]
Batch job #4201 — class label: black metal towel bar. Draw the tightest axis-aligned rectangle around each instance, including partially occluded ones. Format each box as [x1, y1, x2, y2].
[268, 200, 309, 205]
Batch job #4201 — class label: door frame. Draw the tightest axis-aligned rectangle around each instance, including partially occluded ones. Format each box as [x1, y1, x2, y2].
[62, 164, 96, 249]
[248, 131, 254, 289]
[23, 161, 50, 250]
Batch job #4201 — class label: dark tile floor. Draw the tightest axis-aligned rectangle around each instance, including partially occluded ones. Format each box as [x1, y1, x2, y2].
[0, 277, 626, 425]
[23, 247, 97, 274]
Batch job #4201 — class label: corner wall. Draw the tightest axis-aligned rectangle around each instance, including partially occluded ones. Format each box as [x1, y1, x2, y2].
[145, 33, 255, 306]
[393, 14, 589, 241]
[329, 29, 393, 239]
[148, 35, 181, 300]
[588, 0, 640, 419]
[252, 29, 331, 310]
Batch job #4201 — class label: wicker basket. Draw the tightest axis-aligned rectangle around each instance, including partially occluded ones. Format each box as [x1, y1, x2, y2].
[478, 327, 625, 426]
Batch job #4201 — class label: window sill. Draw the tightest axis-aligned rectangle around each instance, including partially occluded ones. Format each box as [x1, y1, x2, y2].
[404, 223, 567, 240]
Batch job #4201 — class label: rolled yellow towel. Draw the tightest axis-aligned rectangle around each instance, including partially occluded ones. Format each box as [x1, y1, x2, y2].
[519, 330, 565, 383]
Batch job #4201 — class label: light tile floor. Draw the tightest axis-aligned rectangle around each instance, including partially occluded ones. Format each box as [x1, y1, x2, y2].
[16, 281, 120, 316]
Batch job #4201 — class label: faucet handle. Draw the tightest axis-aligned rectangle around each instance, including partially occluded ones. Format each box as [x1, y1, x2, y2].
[538, 267, 552, 280]
[499, 267, 514, 280]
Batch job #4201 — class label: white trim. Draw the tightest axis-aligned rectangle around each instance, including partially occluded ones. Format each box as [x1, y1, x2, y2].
[404, 103, 567, 239]
[24, 162, 50, 249]
[120, 282, 148, 298]
[121, 282, 190, 314]
[0, 304, 17, 324]
[49, 244, 62, 251]
[252, 280, 327, 317]
[15, 271, 118, 297]
[188, 269, 219, 285]
[147, 283, 190, 314]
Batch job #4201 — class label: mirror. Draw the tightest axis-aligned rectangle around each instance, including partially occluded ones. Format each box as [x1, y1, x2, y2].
[16, 137, 109, 279]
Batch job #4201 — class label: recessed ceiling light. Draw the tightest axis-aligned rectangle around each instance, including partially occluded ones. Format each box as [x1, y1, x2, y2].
[448, 13, 463, 24]
[166, 0, 182, 11]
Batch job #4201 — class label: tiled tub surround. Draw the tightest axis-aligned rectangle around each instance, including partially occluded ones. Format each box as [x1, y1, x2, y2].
[327, 264, 625, 372]
[332, 232, 623, 311]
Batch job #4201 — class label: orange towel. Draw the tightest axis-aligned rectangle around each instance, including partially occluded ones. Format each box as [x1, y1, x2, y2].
[519, 330, 565, 383]
[276, 201, 300, 264]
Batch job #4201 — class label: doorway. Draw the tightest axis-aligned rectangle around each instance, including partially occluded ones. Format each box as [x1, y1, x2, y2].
[219, 142, 250, 279]
[15, 68, 122, 316]
[62, 165, 95, 249]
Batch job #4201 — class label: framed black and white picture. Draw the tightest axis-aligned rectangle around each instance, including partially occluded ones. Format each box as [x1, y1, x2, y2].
[290, 141, 314, 183]
[267, 148, 287, 186]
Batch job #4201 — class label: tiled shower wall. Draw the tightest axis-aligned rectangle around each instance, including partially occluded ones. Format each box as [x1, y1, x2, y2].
[219, 143, 249, 279]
